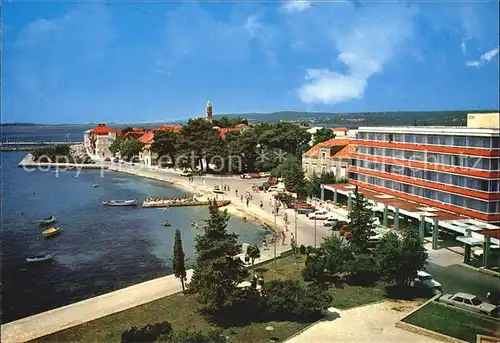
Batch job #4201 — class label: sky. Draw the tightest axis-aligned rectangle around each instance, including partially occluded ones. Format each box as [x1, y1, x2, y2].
[2, 0, 499, 124]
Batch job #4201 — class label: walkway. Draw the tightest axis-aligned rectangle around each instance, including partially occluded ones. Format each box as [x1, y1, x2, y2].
[285, 300, 436, 343]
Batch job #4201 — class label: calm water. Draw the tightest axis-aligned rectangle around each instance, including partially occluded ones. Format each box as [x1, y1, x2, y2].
[0, 151, 264, 323]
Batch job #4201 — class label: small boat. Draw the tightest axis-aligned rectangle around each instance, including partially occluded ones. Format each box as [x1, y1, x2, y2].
[162, 220, 171, 227]
[42, 227, 61, 238]
[102, 199, 138, 206]
[26, 253, 54, 263]
[37, 215, 56, 226]
[217, 200, 231, 208]
[93, 184, 99, 188]
[191, 221, 199, 228]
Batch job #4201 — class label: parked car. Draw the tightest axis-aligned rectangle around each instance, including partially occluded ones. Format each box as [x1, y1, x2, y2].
[308, 210, 330, 220]
[212, 185, 225, 194]
[104, 157, 111, 162]
[486, 291, 500, 306]
[180, 170, 192, 177]
[330, 220, 348, 231]
[412, 271, 442, 293]
[259, 172, 271, 178]
[249, 173, 261, 179]
[113, 157, 119, 163]
[439, 292, 499, 316]
[240, 173, 252, 179]
[297, 207, 315, 215]
[323, 216, 338, 227]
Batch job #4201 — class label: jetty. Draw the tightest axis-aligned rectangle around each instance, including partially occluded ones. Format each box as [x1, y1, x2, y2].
[17, 154, 106, 170]
[142, 196, 209, 208]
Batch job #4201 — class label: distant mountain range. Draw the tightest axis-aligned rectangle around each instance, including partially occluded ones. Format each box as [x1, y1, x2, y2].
[3, 110, 498, 127]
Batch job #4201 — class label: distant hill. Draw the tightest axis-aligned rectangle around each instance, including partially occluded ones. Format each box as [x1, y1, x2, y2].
[214, 110, 499, 127]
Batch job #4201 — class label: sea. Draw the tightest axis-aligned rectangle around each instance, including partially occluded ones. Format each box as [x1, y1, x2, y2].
[0, 125, 265, 323]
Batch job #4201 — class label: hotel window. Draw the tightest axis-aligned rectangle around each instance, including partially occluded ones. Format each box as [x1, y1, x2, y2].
[415, 135, 425, 144]
[492, 137, 499, 149]
[367, 176, 375, 184]
[393, 134, 404, 142]
[468, 137, 491, 148]
[384, 149, 393, 157]
[425, 171, 438, 181]
[427, 153, 438, 164]
[404, 134, 416, 143]
[368, 147, 375, 155]
[438, 135, 452, 146]
[368, 133, 376, 140]
[438, 173, 451, 184]
[491, 159, 499, 170]
[451, 195, 464, 206]
[490, 180, 500, 192]
[376, 134, 386, 141]
[394, 150, 404, 159]
[321, 152, 327, 159]
[358, 132, 367, 140]
[427, 135, 439, 145]
[321, 165, 327, 174]
[454, 136, 467, 147]
[488, 202, 499, 213]
[385, 180, 394, 189]
[375, 148, 384, 156]
[304, 165, 309, 173]
[437, 154, 451, 165]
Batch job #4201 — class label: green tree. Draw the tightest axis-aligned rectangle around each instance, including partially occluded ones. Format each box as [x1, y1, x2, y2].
[246, 244, 261, 273]
[172, 229, 187, 292]
[225, 129, 260, 172]
[188, 199, 248, 310]
[305, 172, 337, 198]
[347, 187, 375, 253]
[313, 127, 335, 146]
[320, 235, 353, 277]
[344, 253, 379, 285]
[152, 130, 180, 166]
[262, 280, 332, 321]
[301, 251, 326, 283]
[119, 139, 144, 161]
[375, 230, 428, 286]
[109, 136, 125, 156]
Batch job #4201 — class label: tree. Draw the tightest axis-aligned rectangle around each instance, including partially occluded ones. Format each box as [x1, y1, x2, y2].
[344, 253, 379, 285]
[172, 229, 187, 292]
[120, 139, 144, 161]
[246, 244, 260, 272]
[109, 136, 125, 156]
[347, 187, 375, 253]
[320, 235, 353, 277]
[313, 128, 335, 146]
[301, 251, 326, 283]
[152, 130, 180, 166]
[375, 230, 428, 286]
[262, 280, 332, 321]
[305, 172, 337, 198]
[188, 199, 248, 310]
[271, 156, 307, 196]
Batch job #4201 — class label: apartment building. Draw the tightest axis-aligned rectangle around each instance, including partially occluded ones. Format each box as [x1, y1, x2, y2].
[349, 113, 500, 223]
[83, 124, 120, 158]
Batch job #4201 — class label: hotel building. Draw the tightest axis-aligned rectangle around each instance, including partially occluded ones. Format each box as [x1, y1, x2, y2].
[349, 113, 500, 224]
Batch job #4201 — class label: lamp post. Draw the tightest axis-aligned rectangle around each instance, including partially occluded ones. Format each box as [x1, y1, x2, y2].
[273, 211, 277, 274]
[314, 217, 317, 248]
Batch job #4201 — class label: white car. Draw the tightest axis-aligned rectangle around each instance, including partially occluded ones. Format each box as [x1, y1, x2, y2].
[323, 216, 338, 227]
[308, 210, 330, 220]
[440, 292, 499, 317]
[180, 170, 192, 177]
[259, 172, 271, 178]
[240, 173, 252, 179]
[412, 271, 442, 293]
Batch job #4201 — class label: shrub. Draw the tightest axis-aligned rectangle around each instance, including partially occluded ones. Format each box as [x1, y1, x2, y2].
[299, 244, 306, 254]
[306, 245, 316, 254]
[344, 254, 379, 286]
[121, 321, 172, 343]
[301, 252, 326, 283]
[262, 280, 332, 321]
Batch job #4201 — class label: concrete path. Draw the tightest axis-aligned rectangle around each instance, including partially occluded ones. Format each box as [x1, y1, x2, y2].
[285, 300, 436, 343]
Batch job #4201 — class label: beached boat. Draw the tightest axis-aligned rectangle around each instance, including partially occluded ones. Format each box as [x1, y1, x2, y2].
[26, 253, 54, 263]
[102, 199, 138, 206]
[42, 227, 61, 238]
[217, 200, 231, 208]
[38, 215, 56, 226]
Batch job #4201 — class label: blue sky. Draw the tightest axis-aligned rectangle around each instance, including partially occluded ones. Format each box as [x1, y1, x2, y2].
[2, 1, 499, 124]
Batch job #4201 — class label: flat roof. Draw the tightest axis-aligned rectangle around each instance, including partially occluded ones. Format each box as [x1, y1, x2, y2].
[357, 126, 499, 136]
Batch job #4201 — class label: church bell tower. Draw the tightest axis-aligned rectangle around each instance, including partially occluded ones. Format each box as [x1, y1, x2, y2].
[206, 101, 213, 123]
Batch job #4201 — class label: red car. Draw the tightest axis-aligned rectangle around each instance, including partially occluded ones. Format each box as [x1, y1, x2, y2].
[249, 173, 261, 179]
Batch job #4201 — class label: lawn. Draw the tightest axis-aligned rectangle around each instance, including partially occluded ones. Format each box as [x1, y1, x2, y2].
[403, 302, 500, 343]
[254, 254, 388, 309]
[32, 254, 394, 343]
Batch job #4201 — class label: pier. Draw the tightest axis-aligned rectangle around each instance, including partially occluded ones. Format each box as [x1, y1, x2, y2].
[142, 196, 209, 208]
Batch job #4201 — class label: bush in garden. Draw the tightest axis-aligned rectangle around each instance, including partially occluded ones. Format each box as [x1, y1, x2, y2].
[299, 244, 306, 254]
[121, 322, 172, 343]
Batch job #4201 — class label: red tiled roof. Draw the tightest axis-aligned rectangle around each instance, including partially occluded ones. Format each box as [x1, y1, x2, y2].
[158, 125, 182, 133]
[303, 138, 353, 157]
[332, 127, 349, 132]
[90, 124, 120, 135]
[219, 127, 241, 139]
[137, 131, 154, 146]
[332, 144, 357, 159]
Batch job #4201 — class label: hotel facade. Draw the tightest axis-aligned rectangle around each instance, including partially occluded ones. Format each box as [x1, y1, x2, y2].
[348, 114, 500, 224]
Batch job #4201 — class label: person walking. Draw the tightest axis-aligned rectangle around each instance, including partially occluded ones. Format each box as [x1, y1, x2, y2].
[240, 194, 244, 202]
[235, 189, 238, 197]
[246, 198, 249, 207]
[260, 201, 263, 210]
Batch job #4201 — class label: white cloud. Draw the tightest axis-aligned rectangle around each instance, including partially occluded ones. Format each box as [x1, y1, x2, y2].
[295, 2, 415, 105]
[461, 40, 467, 55]
[283, 0, 311, 13]
[245, 15, 261, 38]
[466, 46, 500, 68]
